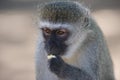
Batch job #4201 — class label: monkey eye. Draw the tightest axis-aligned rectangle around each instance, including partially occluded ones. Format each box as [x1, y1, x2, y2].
[42, 28, 51, 35]
[56, 29, 67, 36]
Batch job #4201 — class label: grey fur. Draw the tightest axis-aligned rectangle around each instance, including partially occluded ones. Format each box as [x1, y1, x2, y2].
[35, 1, 115, 80]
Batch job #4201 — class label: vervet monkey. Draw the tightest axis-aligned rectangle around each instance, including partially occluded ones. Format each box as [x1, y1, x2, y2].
[35, 1, 115, 80]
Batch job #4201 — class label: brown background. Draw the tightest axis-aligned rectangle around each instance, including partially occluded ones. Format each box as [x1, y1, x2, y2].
[0, 0, 120, 80]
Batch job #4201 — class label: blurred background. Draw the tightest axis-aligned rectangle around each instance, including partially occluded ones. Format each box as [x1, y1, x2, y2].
[0, 0, 120, 80]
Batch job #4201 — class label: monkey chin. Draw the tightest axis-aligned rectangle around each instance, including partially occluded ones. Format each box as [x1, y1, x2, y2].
[47, 54, 56, 59]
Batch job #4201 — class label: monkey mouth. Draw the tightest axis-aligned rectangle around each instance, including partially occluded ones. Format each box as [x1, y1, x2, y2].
[45, 48, 64, 56]
[45, 43, 67, 56]
[47, 50, 61, 56]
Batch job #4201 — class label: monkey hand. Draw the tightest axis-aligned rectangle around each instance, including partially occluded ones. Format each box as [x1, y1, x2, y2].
[48, 56, 65, 76]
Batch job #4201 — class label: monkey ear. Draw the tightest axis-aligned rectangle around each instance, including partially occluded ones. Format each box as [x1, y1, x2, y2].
[81, 7, 90, 27]
[84, 17, 89, 27]
[80, 17, 89, 27]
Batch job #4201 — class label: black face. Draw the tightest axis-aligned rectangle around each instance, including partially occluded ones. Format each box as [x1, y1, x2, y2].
[41, 27, 69, 56]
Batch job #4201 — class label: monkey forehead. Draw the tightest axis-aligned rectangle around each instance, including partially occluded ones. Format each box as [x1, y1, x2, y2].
[38, 1, 87, 23]
[39, 21, 73, 30]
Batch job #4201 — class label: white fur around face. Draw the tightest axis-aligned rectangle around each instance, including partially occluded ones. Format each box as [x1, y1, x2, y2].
[38, 20, 88, 61]
[38, 21, 86, 57]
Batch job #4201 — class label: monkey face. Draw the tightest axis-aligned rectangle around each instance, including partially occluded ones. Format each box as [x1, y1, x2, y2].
[41, 27, 69, 56]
